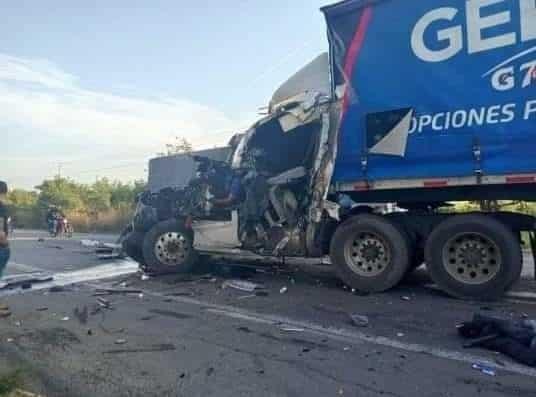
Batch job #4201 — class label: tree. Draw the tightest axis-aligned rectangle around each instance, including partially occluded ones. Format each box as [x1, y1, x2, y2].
[157, 137, 193, 157]
[36, 177, 84, 211]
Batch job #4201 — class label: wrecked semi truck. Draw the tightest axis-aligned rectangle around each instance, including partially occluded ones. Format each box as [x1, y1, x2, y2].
[123, 0, 536, 300]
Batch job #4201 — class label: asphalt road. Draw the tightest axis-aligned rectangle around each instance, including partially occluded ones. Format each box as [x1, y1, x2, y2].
[1, 230, 536, 397]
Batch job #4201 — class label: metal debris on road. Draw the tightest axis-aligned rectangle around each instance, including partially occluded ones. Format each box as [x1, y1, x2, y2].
[472, 363, 497, 376]
[96, 297, 112, 309]
[237, 294, 256, 300]
[280, 326, 305, 332]
[349, 314, 369, 327]
[73, 306, 89, 324]
[0, 273, 53, 290]
[80, 239, 101, 248]
[222, 280, 263, 293]
[94, 288, 143, 296]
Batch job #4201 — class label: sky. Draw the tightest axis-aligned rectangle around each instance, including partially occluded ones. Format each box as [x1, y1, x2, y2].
[1, 0, 334, 189]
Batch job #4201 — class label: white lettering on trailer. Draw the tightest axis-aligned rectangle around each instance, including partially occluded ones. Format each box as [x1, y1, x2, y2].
[411, 7, 462, 62]
[412, 0, 535, 63]
[467, 0, 516, 55]
[408, 103, 518, 134]
[521, 0, 536, 42]
[525, 100, 536, 119]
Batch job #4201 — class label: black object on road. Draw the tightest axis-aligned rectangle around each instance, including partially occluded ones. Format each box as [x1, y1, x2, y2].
[458, 314, 536, 367]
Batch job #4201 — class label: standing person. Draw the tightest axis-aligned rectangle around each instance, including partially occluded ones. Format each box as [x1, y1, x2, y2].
[0, 181, 11, 317]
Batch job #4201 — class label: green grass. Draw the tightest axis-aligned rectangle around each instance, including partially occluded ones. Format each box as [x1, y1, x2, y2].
[0, 370, 23, 396]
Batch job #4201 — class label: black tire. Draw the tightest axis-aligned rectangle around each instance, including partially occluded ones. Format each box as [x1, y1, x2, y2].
[330, 214, 411, 293]
[425, 214, 522, 300]
[142, 219, 197, 275]
[122, 231, 146, 266]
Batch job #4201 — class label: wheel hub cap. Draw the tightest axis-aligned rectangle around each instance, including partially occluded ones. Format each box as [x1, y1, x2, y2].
[154, 232, 189, 266]
[344, 233, 390, 277]
[442, 233, 501, 285]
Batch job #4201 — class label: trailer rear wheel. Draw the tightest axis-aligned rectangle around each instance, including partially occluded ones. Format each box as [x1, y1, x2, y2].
[425, 214, 522, 300]
[330, 214, 410, 293]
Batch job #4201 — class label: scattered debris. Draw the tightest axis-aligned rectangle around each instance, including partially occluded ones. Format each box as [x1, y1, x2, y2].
[472, 363, 496, 376]
[49, 286, 67, 293]
[0, 273, 53, 290]
[222, 280, 263, 293]
[94, 288, 143, 296]
[280, 326, 305, 333]
[73, 306, 89, 325]
[96, 298, 112, 310]
[237, 294, 256, 300]
[104, 343, 176, 355]
[80, 239, 101, 248]
[349, 314, 369, 327]
[165, 291, 195, 297]
[459, 314, 536, 367]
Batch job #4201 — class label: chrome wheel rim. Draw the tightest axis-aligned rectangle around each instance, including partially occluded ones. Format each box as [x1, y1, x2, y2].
[344, 232, 391, 277]
[442, 232, 501, 285]
[154, 232, 189, 266]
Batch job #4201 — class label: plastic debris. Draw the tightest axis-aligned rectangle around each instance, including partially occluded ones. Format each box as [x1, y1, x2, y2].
[349, 314, 369, 327]
[115, 339, 127, 345]
[141, 274, 150, 281]
[280, 286, 288, 294]
[7, 338, 14, 343]
[280, 326, 305, 332]
[472, 363, 496, 376]
[222, 280, 262, 293]
[401, 296, 411, 301]
[61, 316, 70, 321]
[80, 239, 101, 248]
[396, 332, 405, 337]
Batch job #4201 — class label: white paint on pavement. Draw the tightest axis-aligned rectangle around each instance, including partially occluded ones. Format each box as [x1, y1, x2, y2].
[108, 286, 536, 379]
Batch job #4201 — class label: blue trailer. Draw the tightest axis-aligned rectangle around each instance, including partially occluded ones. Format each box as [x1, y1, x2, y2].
[322, 0, 536, 199]
[320, 0, 536, 299]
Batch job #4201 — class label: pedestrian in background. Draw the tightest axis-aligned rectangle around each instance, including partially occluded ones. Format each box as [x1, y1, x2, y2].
[0, 181, 11, 317]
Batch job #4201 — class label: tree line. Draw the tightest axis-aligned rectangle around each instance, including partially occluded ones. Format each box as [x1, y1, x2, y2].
[6, 177, 146, 232]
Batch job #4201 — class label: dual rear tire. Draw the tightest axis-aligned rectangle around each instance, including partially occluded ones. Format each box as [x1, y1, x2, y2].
[330, 214, 522, 299]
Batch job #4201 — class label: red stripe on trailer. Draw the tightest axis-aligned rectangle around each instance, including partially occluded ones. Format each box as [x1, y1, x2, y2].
[340, 6, 373, 119]
[506, 176, 536, 184]
[354, 182, 370, 191]
[423, 180, 448, 188]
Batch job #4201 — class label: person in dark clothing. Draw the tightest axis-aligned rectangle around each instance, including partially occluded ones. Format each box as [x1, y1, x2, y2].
[0, 181, 11, 317]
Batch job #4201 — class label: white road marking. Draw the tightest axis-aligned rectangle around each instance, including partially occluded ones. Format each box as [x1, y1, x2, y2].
[101, 285, 536, 379]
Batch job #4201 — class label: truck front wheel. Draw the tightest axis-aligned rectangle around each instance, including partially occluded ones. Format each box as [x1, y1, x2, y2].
[330, 214, 410, 293]
[425, 214, 522, 300]
[142, 219, 197, 274]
